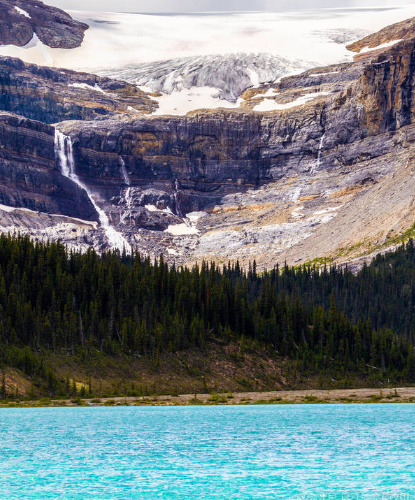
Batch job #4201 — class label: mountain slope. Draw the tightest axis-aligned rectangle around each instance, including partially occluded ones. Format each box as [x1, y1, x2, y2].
[1, 235, 415, 399]
[2, 10, 415, 269]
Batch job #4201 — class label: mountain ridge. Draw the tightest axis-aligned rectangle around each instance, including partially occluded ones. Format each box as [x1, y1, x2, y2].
[1, 6, 415, 270]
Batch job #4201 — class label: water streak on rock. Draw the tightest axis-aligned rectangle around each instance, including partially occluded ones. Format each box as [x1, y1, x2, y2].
[54, 130, 131, 253]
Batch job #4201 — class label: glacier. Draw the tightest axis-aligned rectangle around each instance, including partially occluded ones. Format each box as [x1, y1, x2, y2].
[2, 6, 415, 114]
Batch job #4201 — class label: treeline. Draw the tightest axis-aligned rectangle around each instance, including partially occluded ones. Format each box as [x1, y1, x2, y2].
[0, 234, 415, 396]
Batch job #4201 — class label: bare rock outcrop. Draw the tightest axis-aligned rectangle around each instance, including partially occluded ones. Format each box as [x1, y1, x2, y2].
[0, 111, 97, 220]
[0, 0, 88, 49]
[0, 56, 158, 124]
[3, 14, 415, 267]
[347, 16, 415, 53]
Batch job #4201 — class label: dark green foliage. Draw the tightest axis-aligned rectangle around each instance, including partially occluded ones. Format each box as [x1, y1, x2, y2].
[0, 234, 415, 390]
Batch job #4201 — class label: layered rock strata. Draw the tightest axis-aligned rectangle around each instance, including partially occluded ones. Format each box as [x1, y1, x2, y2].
[2, 17, 415, 268]
[0, 111, 97, 220]
[0, 57, 158, 124]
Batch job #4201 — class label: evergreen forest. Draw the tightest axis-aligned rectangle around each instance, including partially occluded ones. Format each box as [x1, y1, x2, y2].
[1, 234, 415, 398]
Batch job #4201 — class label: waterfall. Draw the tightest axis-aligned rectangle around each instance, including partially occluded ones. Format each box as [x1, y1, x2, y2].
[311, 133, 326, 175]
[120, 157, 131, 187]
[173, 178, 185, 219]
[119, 157, 134, 226]
[54, 130, 131, 253]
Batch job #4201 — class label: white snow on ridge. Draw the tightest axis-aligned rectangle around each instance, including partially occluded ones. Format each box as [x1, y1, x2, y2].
[14, 6, 31, 18]
[311, 71, 340, 77]
[253, 92, 331, 112]
[145, 205, 173, 215]
[0, 33, 53, 66]
[151, 86, 244, 116]
[360, 39, 403, 54]
[187, 212, 207, 223]
[68, 82, 106, 94]
[1, 6, 415, 114]
[252, 89, 279, 99]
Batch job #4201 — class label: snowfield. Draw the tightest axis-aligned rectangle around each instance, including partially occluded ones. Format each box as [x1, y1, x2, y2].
[2, 6, 415, 114]
[253, 92, 331, 112]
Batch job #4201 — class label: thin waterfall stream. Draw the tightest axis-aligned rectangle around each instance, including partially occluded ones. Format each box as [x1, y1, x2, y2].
[120, 157, 133, 224]
[54, 130, 131, 253]
[311, 133, 326, 175]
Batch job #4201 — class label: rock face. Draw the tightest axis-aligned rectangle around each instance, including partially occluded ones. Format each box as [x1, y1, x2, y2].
[0, 56, 158, 124]
[347, 16, 415, 53]
[0, 0, 88, 49]
[358, 40, 415, 134]
[56, 61, 365, 216]
[0, 111, 97, 220]
[3, 16, 415, 268]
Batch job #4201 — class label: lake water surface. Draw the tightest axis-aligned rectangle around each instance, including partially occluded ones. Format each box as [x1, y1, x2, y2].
[1, 404, 414, 499]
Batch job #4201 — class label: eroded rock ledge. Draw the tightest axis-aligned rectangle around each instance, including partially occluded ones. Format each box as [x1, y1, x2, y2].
[0, 57, 158, 123]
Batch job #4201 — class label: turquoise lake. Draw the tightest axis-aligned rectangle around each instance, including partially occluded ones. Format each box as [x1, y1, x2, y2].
[1, 404, 415, 499]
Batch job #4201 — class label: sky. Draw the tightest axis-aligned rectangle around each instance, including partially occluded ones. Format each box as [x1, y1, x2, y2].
[47, 0, 415, 13]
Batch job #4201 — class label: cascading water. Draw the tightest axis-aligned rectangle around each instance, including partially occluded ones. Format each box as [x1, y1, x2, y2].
[174, 178, 189, 224]
[119, 157, 133, 225]
[54, 130, 131, 253]
[120, 157, 130, 187]
[310, 133, 326, 175]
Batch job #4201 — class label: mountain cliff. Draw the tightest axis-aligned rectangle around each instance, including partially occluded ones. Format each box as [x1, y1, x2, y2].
[2, 11, 415, 269]
[0, 111, 97, 220]
[0, 56, 157, 123]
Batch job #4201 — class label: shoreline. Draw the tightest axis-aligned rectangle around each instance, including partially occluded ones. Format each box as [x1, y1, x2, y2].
[2, 387, 415, 407]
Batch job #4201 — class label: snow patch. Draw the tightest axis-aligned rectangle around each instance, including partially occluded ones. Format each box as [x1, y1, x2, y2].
[252, 89, 279, 99]
[360, 39, 403, 54]
[145, 204, 158, 212]
[0, 204, 16, 213]
[254, 92, 330, 112]
[165, 224, 199, 236]
[145, 205, 173, 215]
[152, 86, 244, 116]
[311, 71, 340, 76]
[14, 6, 31, 18]
[68, 83, 106, 94]
[186, 211, 207, 223]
